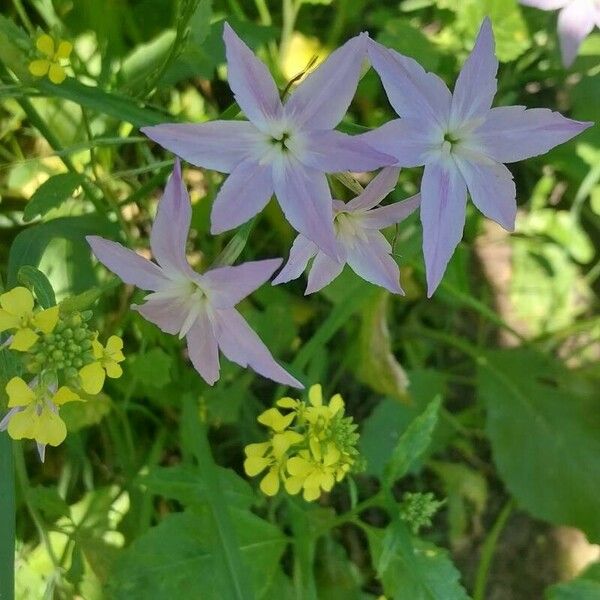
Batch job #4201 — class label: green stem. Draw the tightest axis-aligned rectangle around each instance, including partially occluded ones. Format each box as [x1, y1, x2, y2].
[0, 435, 15, 600]
[254, 0, 272, 25]
[13, 444, 62, 588]
[280, 0, 301, 63]
[11, 0, 34, 33]
[473, 500, 513, 600]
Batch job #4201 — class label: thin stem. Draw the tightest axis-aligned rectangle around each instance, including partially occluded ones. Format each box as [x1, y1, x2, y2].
[280, 0, 301, 63]
[473, 500, 514, 600]
[11, 0, 34, 33]
[254, 0, 272, 25]
[13, 443, 61, 571]
[0, 435, 15, 600]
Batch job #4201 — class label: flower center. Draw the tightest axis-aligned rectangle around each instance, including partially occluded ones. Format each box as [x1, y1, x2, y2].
[271, 131, 292, 152]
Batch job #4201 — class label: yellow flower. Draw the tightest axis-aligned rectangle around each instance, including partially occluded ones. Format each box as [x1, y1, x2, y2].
[3, 377, 81, 446]
[79, 335, 125, 395]
[285, 445, 341, 501]
[0, 287, 59, 351]
[244, 431, 303, 496]
[305, 384, 344, 425]
[257, 407, 296, 432]
[29, 34, 72, 84]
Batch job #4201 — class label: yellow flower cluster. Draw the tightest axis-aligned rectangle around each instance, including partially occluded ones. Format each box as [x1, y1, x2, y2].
[244, 384, 360, 502]
[0, 286, 125, 458]
[28, 34, 72, 85]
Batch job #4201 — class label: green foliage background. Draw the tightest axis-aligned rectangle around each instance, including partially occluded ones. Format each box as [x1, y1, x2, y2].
[0, 0, 599, 598]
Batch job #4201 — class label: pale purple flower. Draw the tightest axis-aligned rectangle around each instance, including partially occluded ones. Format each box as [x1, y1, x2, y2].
[87, 161, 302, 388]
[142, 23, 393, 258]
[273, 168, 420, 294]
[520, 0, 600, 67]
[364, 18, 592, 296]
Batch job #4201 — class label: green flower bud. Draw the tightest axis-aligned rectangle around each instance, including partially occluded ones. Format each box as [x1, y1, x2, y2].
[81, 339, 92, 350]
[81, 310, 93, 322]
[64, 367, 78, 381]
[73, 357, 83, 368]
[52, 349, 64, 361]
[63, 328, 74, 339]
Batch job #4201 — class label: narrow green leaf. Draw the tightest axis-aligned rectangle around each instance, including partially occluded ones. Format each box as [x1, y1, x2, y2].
[23, 172, 84, 222]
[17, 266, 56, 308]
[384, 397, 441, 486]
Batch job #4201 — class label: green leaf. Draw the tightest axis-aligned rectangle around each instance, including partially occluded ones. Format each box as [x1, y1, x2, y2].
[23, 173, 84, 222]
[545, 563, 600, 599]
[17, 266, 56, 308]
[107, 510, 287, 600]
[361, 370, 446, 478]
[130, 349, 173, 389]
[140, 465, 255, 510]
[7, 215, 118, 287]
[27, 486, 70, 521]
[357, 291, 409, 402]
[35, 78, 168, 128]
[61, 393, 112, 432]
[383, 396, 441, 486]
[366, 522, 470, 600]
[376, 18, 440, 71]
[479, 349, 600, 542]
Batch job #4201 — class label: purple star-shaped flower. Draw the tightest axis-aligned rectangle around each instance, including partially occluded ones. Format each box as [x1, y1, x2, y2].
[273, 167, 420, 294]
[87, 161, 302, 389]
[364, 18, 592, 296]
[520, 0, 600, 67]
[142, 23, 393, 258]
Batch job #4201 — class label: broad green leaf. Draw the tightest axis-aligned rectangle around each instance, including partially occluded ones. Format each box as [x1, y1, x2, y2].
[376, 19, 440, 71]
[140, 465, 254, 510]
[107, 509, 287, 600]
[27, 486, 70, 521]
[383, 397, 441, 486]
[545, 563, 600, 599]
[366, 522, 470, 600]
[357, 291, 409, 402]
[60, 393, 112, 432]
[7, 215, 118, 287]
[130, 349, 173, 389]
[361, 370, 446, 478]
[17, 266, 56, 308]
[23, 173, 84, 222]
[479, 349, 600, 542]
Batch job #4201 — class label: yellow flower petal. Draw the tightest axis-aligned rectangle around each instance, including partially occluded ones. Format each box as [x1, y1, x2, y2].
[276, 397, 297, 409]
[7, 405, 37, 440]
[79, 362, 105, 395]
[324, 445, 341, 467]
[10, 328, 38, 351]
[244, 456, 271, 477]
[48, 63, 66, 84]
[105, 362, 123, 379]
[6, 377, 35, 407]
[92, 339, 104, 359]
[303, 484, 321, 502]
[0, 309, 20, 332]
[32, 306, 59, 333]
[287, 456, 313, 477]
[309, 437, 322, 461]
[36, 34, 55, 57]
[308, 384, 323, 407]
[260, 468, 280, 496]
[320, 471, 335, 492]
[0, 287, 34, 317]
[29, 59, 51, 77]
[284, 476, 304, 495]
[328, 393, 344, 415]
[36, 407, 67, 446]
[53, 386, 81, 406]
[106, 335, 123, 354]
[257, 408, 295, 432]
[244, 442, 271, 457]
[55, 40, 72, 59]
